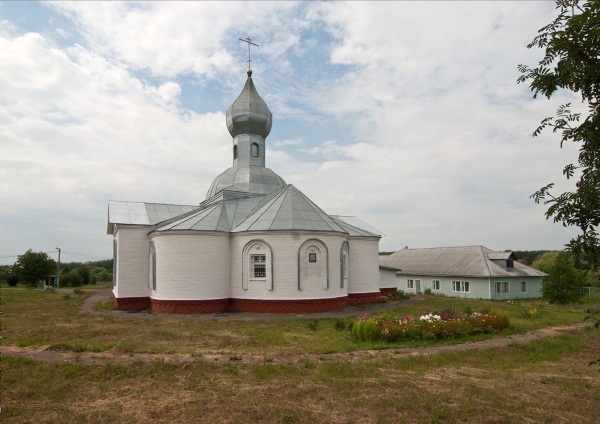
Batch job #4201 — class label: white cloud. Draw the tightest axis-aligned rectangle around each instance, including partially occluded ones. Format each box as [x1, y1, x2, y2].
[0, 1, 583, 264]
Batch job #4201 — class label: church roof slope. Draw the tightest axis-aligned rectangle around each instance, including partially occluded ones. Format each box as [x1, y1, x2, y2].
[154, 203, 231, 232]
[107, 201, 198, 233]
[330, 215, 383, 237]
[232, 184, 346, 233]
[379, 246, 546, 278]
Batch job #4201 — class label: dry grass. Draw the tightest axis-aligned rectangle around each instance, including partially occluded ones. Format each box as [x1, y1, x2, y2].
[2, 331, 599, 423]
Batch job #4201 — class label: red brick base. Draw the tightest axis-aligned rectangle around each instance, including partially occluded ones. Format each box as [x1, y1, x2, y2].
[112, 295, 151, 311]
[230, 297, 348, 313]
[150, 298, 230, 314]
[347, 292, 387, 305]
[379, 287, 398, 297]
[112, 293, 387, 314]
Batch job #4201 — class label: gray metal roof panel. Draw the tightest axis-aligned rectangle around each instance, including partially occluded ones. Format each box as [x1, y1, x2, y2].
[232, 185, 346, 233]
[379, 246, 546, 278]
[330, 215, 383, 237]
[206, 166, 286, 199]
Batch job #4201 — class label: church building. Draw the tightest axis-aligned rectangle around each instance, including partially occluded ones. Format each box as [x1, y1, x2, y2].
[107, 65, 392, 314]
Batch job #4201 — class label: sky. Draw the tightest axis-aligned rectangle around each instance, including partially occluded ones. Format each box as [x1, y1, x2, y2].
[0, 1, 584, 266]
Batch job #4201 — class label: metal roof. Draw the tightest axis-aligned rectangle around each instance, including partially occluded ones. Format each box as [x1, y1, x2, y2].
[206, 166, 286, 199]
[107, 201, 198, 234]
[226, 76, 272, 139]
[379, 246, 546, 278]
[232, 184, 347, 233]
[330, 216, 383, 237]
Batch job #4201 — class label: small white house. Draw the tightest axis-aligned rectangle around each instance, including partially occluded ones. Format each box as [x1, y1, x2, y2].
[379, 246, 546, 300]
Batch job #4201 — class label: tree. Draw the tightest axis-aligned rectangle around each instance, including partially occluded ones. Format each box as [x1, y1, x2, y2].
[76, 265, 92, 285]
[518, 0, 600, 270]
[543, 251, 583, 303]
[14, 249, 56, 287]
[532, 251, 561, 273]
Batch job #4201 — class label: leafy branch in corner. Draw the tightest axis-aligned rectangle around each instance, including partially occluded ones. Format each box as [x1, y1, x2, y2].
[518, 0, 600, 270]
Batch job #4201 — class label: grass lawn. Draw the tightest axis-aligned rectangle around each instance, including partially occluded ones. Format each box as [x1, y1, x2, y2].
[2, 288, 599, 423]
[2, 288, 597, 355]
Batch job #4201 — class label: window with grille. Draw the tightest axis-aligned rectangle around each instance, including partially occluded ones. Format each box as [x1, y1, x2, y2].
[432, 280, 440, 291]
[252, 254, 266, 278]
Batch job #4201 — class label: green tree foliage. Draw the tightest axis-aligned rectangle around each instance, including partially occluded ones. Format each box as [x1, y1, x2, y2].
[532, 251, 561, 273]
[60, 269, 83, 287]
[543, 251, 583, 303]
[518, 0, 600, 270]
[14, 250, 56, 287]
[76, 265, 91, 285]
[6, 273, 19, 287]
[514, 250, 554, 266]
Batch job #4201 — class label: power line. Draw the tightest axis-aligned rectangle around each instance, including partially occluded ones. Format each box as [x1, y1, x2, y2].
[0, 250, 111, 261]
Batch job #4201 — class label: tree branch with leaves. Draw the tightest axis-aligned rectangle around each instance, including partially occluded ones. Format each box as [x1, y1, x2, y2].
[518, 0, 600, 270]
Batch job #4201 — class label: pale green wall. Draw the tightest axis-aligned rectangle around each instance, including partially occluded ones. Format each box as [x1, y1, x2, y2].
[396, 274, 543, 300]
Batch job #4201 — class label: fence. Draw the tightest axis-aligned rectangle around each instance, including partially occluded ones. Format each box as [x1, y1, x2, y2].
[581, 287, 600, 299]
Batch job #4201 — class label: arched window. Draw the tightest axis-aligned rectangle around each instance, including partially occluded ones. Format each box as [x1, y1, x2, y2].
[251, 143, 259, 157]
[242, 240, 273, 291]
[340, 241, 349, 288]
[233, 144, 238, 159]
[298, 239, 329, 290]
[150, 241, 157, 290]
[113, 239, 118, 287]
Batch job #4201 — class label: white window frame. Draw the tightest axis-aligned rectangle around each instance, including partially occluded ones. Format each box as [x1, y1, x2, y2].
[407, 279, 414, 289]
[452, 280, 470, 293]
[520, 281, 527, 293]
[496, 281, 510, 294]
[432, 280, 440, 291]
[250, 254, 266, 279]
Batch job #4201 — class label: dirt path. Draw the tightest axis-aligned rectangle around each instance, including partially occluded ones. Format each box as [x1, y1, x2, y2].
[2, 323, 589, 365]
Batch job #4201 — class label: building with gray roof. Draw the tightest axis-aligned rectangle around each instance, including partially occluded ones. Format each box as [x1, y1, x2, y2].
[379, 246, 546, 299]
[107, 65, 388, 313]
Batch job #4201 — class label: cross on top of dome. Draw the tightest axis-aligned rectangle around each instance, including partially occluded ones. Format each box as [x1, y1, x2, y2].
[239, 36, 258, 77]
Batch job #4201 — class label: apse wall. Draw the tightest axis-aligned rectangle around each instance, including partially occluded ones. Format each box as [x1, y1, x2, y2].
[229, 232, 348, 312]
[149, 232, 230, 313]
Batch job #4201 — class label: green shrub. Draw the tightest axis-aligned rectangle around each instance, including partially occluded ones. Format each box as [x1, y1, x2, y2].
[7, 274, 19, 287]
[423, 288, 432, 295]
[387, 290, 408, 301]
[333, 319, 347, 332]
[351, 319, 378, 342]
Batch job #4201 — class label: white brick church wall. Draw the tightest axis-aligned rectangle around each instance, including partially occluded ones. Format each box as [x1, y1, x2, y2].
[151, 232, 230, 300]
[347, 237, 381, 294]
[113, 225, 152, 299]
[230, 232, 348, 300]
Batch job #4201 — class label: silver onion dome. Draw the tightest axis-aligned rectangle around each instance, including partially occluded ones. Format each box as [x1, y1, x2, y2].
[226, 77, 272, 139]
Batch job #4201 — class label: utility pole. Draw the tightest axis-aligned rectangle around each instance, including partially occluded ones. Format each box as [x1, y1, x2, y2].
[55, 247, 61, 288]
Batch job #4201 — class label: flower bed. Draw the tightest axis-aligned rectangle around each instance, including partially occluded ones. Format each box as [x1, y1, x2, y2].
[351, 311, 509, 342]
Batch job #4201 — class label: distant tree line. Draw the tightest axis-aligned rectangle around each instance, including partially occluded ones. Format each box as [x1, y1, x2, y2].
[0, 249, 113, 287]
